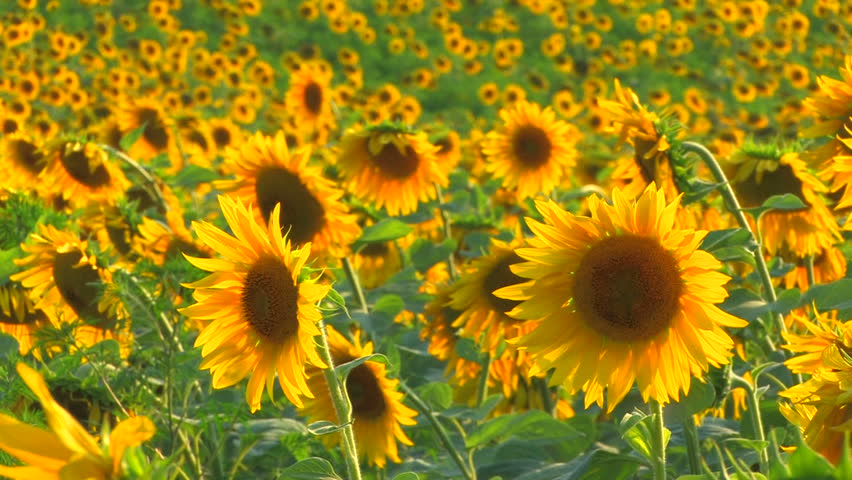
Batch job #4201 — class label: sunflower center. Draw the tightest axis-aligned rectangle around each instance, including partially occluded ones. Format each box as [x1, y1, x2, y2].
[371, 141, 420, 179]
[137, 108, 170, 150]
[736, 163, 808, 210]
[212, 127, 232, 148]
[573, 235, 682, 342]
[435, 137, 453, 155]
[9, 139, 45, 175]
[255, 167, 327, 246]
[484, 253, 523, 315]
[53, 251, 108, 325]
[359, 242, 389, 257]
[60, 150, 112, 188]
[304, 82, 323, 115]
[339, 355, 387, 420]
[512, 125, 552, 169]
[241, 255, 299, 343]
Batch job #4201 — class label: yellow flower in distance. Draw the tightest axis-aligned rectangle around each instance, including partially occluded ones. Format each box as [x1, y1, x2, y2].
[496, 184, 747, 411]
[180, 195, 330, 412]
[299, 325, 417, 468]
[0, 363, 155, 480]
[482, 99, 579, 200]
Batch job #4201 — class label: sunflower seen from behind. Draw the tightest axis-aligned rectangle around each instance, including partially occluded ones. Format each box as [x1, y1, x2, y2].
[337, 123, 446, 216]
[179, 195, 330, 412]
[214, 131, 360, 262]
[496, 184, 747, 411]
[299, 325, 417, 468]
[482, 99, 579, 201]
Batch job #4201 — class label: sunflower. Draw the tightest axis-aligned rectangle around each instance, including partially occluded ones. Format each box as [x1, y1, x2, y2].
[337, 123, 446, 216]
[496, 184, 747, 410]
[0, 285, 51, 355]
[39, 139, 130, 208]
[179, 195, 330, 412]
[214, 131, 360, 261]
[299, 325, 417, 468]
[598, 79, 679, 200]
[10, 225, 132, 357]
[421, 283, 482, 388]
[135, 193, 213, 266]
[116, 97, 174, 161]
[284, 61, 336, 133]
[0, 131, 46, 191]
[0, 363, 155, 479]
[782, 310, 845, 375]
[725, 147, 841, 257]
[449, 238, 538, 355]
[779, 245, 847, 291]
[482, 100, 579, 200]
[781, 331, 852, 465]
[431, 130, 462, 172]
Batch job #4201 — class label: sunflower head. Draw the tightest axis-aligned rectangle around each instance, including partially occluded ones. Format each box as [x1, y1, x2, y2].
[496, 183, 747, 411]
[337, 122, 447, 216]
[180, 195, 330, 412]
[482, 99, 579, 200]
[1, 131, 46, 190]
[40, 138, 130, 208]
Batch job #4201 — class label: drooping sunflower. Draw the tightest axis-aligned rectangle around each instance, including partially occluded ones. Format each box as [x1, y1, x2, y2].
[496, 184, 747, 410]
[214, 131, 360, 261]
[779, 244, 847, 291]
[449, 238, 538, 355]
[299, 325, 417, 468]
[179, 195, 330, 412]
[40, 139, 130, 208]
[482, 99, 579, 200]
[10, 225, 132, 357]
[0, 363, 156, 480]
[725, 146, 841, 258]
[337, 123, 447, 216]
[598, 79, 681, 200]
[0, 284, 51, 355]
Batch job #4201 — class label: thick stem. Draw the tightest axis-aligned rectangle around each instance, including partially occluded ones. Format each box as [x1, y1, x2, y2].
[435, 183, 459, 280]
[732, 374, 769, 473]
[651, 400, 667, 480]
[533, 377, 555, 417]
[805, 253, 816, 288]
[401, 383, 475, 480]
[317, 320, 363, 480]
[681, 142, 787, 338]
[682, 418, 701, 475]
[342, 257, 369, 314]
[476, 353, 492, 407]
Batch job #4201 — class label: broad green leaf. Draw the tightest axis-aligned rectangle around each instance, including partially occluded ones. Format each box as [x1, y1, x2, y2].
[667, 378, 716, 420]
[409, 238, 457, 273]
[335, 353, 388, 381]
[466, 410, 589, 450]
[172, 165, 219, 188]
[279, 457, 342, 480]
[0, 333, 19, 360]
[700, 228, 756, 252]
[744, 194, 807, 218]
[721, 288, 769, 321]
[769, 441, 834, 479]
[392, 473, 419, 480]
[801, 279, 852, 312]
[455, 337, 482, 362]
[417, 382, 452, 410]
[354, 219, 413, 248]
[374, 294, 405, 317]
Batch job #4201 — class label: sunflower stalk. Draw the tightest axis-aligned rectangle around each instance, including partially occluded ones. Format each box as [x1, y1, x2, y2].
[476, 352, 491, 408]
[731, 373, 769, 473]
[650, 400, 667, 480]
[435, 183, 459, 280]
[682, 418, 701, 475]
[533, 377, 555, 417]
[317, 319, 363, 480]
[805, 254, 816, 288]
[400, 382, 476, 480]
[342, 256, 369, 314]
[680, 142, 787, 340]
[100, 144, 169, 213]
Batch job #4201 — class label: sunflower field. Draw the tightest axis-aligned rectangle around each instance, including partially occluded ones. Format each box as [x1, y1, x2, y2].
[2, 0, 852, 479]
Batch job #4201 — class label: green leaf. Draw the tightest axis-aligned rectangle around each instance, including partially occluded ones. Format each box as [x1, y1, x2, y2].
[771, 288, 801, 315]
[120, 122, 147, 151]
[172, 165, 219, 188]
[391, 473, 419, 480]
[700, 228, 756, 252]
[325, 288, 351, 319]
[306, 420, 348, 436]
[0, 333, 19, 361]
[409, 238, 457, 273]
[466, 410, 589, 450]
[455, 337, 482, 362]
[770, 441, 834, 479]
[0, 247, 23, 284]
[801, 278, 852, 312]
[744, 194, 807, 218]
[279, 457, 342, 480]
[335, 353, 388, 381]
[417, 382, 452, 410]
[374, 294, 405, 317]
[721, 288, 769, 321]
[354, 219, 413, 248]
[666, 378, 716, 420]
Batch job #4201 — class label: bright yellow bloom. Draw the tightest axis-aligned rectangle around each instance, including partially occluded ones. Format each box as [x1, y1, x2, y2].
[0, 363, 155, 479]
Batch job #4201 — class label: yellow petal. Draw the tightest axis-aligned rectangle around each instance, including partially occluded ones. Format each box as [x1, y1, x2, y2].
[109, 416, 156, 475]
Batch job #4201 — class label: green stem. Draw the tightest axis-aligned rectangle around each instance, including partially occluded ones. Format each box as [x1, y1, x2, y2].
[476, 353, 492, 407]
[100, 144, 169, 213]
[317, 320, 363, 480]
[342, 257, 369, 314]
[805, 253, 816, 288]
[401, 383, 475, 480]
[651, 400, 667, 480]
[681, 142, 787, 339]
[435, 183, 459, 280]
[533, 377, 555, 416]
[682, 418, 702, 475]
[732, 374, 769, 473]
